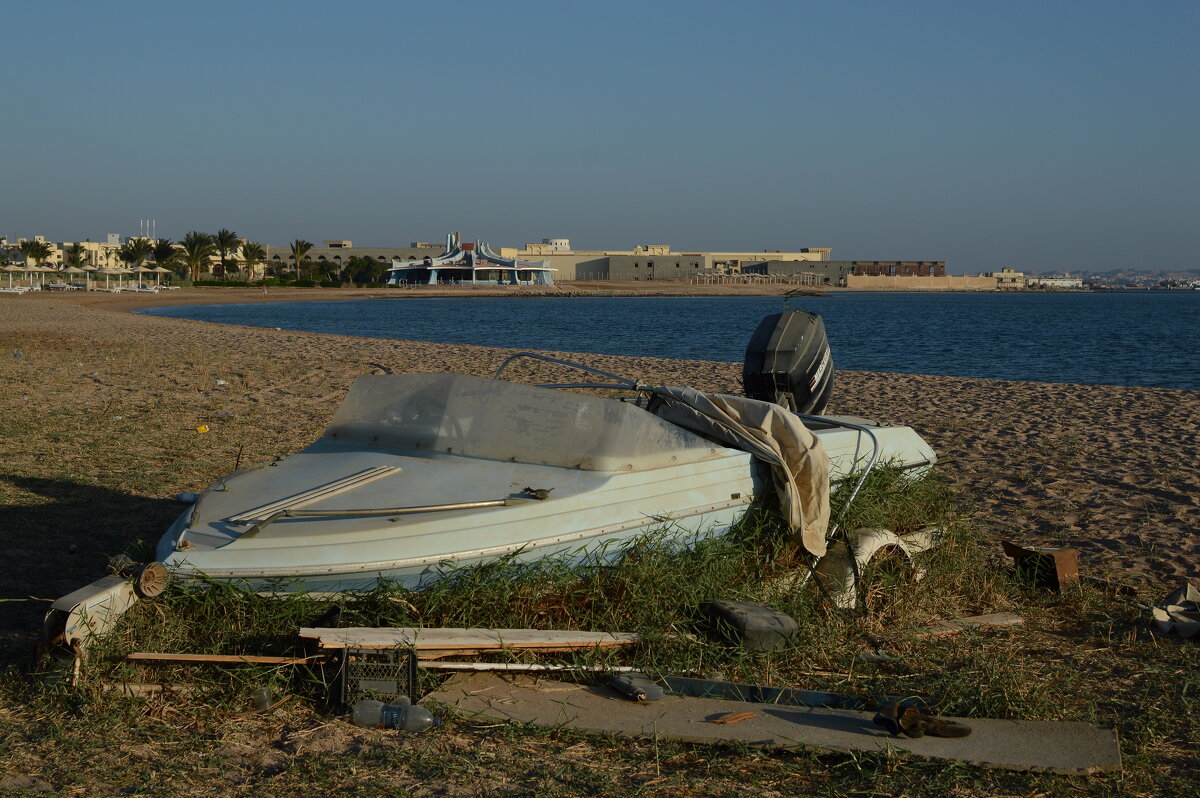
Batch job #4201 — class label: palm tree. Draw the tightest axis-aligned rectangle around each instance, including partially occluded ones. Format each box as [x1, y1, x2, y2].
[290, 239, 313, 280]
[213, 229, 240, 281]
[18, 239, 52, 266]
[123, 238, 154, 270]
[64, 243, 88, 269]
[152, 238, 176, 264]
[240, 242, 265, 280]
[180, 231, 216, 283]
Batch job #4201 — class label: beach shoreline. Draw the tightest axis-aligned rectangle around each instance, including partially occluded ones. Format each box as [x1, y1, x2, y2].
[1, 289, 1196, 639]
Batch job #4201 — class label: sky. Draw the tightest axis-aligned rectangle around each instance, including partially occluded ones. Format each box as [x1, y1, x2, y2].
[2, 0, 1196, 274]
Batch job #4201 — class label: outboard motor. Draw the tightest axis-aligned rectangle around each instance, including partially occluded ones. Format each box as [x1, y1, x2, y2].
[743, 309, 834, 414]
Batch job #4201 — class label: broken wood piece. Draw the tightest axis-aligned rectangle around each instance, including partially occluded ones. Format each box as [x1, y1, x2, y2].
[1002, 541, 1080, 591]
[709, 711, 758, 725]
[417, 661, 642, 673]
[914, 612, 1024, 638]
[126, 652, 322, 665]
[102, 682, 194, 698]
[300, 627, 640, 657]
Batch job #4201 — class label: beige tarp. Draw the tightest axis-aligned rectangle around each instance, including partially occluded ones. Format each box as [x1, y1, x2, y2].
[649, 387, 831, 556]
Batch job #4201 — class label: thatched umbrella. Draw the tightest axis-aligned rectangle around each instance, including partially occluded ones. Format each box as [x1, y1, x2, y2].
[22, 264, 50, 288]
[134, 265, 156, 289]
[97, 267, 125, 290]
[150, 266, 172, 286]
[61, 266, 86, 288]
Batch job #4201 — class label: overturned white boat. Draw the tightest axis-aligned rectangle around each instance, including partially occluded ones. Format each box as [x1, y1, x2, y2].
[157, 315, 936, 593]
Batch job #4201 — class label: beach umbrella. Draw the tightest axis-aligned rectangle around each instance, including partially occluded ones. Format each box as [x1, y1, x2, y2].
[97, 267, 124, 289]
[61, 265, 86, 288]
[1, 265, 21, 288]
[151, 265, 171, 285]
[22, 264, 49, 288]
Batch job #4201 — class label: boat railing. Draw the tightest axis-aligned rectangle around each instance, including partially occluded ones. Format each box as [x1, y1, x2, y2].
[492, 352, 648, 392]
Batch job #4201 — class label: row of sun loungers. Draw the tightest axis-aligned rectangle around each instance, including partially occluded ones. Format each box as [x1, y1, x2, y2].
[2, 283, 179, 295]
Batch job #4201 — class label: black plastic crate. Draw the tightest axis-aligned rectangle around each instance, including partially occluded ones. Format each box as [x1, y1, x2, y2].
[334, 647, 418, 710]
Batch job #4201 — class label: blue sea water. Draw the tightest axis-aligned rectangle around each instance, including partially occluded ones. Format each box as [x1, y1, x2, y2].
[139, 291, 1200, 390]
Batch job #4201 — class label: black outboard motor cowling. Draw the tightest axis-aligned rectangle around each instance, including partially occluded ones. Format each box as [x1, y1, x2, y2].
[743, 310, 834, 414]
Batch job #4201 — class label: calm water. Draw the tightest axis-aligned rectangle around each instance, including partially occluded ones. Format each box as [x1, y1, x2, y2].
[139, 292, 1200, 390]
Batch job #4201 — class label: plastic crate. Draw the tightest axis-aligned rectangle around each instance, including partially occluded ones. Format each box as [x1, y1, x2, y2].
[335, 647, 418, 710]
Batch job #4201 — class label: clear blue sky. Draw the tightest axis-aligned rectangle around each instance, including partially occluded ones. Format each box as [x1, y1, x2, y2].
[3, 0, 1196, 273]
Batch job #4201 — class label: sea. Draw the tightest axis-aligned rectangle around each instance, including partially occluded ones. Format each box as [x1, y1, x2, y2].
[138, 291, 1200, 390]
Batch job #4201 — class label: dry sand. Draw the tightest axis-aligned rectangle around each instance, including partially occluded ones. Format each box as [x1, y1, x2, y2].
[1, 287, 1196, 638]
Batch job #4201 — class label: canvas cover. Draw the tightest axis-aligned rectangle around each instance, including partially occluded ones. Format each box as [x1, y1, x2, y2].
[648, 387, 831, 556]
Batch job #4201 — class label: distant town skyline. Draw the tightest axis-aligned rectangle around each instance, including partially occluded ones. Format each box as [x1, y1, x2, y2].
[2, 1, 1196, 275]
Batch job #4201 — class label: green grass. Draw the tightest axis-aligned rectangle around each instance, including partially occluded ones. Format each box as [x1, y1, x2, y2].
[2, 466, 1198, 796]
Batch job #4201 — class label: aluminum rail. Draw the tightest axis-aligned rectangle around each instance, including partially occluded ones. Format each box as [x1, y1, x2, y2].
[492, 352, 645, 391]
[238, 497, 527, 539]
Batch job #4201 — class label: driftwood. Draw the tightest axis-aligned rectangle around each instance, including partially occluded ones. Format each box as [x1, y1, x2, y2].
[913, 612, 1024, 638]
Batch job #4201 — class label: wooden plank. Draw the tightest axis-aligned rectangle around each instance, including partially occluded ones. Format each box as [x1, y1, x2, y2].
[914, 612, 1024, 638]
[430, 673, 1123, 774]
[127, 652, 321, 665]
[299, 626, 640, 651]
[417, 661, 642, 673]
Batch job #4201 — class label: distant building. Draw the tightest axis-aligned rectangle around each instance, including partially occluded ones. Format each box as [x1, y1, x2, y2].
[495, 240, 834, 281]
[987, 267, 1026, 289]
[1027, 276, 1084, 289]
[386, 233, 554, 285]
[260, 241, 443, 278]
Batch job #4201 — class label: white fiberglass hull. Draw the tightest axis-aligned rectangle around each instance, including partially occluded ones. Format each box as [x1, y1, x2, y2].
[157, 442, 760, 592]
[156, 425, 933, 593]
[155, 373, 936, 593]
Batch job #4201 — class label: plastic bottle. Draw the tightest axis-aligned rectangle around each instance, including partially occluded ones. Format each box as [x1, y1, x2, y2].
[351, 698, 436, 732]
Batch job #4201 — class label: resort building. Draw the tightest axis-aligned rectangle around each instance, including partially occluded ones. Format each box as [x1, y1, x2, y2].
[492, 239, 836, 282]
[385, 233, 555, 286]
[260, 240, 443, 278]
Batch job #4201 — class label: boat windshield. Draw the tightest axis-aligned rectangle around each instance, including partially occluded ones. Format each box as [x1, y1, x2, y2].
[321, 373, 728, 472]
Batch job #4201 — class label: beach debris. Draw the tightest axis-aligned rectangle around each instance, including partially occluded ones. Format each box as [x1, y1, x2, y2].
[299, 626, 641, 660]
[215, 379, 227, 386]
[873, 701, 972, 738]
[196, 424, 210, 433]
[102, 682, 195, 698]
[10, 348, 22, 358]
[44, 575, 144, 654]
[697, 600, 798, 652]
[812, 526, 940, 609]
[127, 652, 322, 665]
[914, 612, 1024, 638]
[609, 672, 665, 702]
[708, 711, 758, 725]
[418, 661, 643, 674]
[1151, 583, 1200, 638]
[1002, 541, 1080, 591]
[520, 486, 553, 500]
[351, 699, 436, 732]
[429, 673, 1124, 773]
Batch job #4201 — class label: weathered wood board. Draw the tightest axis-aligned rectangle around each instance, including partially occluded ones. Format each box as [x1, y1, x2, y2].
[914, 612, 1024, 638]
[428, 673, 1122, 775]
[299, 627, 640, 658]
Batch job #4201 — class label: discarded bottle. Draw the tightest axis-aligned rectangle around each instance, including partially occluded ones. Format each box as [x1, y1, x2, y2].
[351, 698, 436, 732]
[252, 687, 274, 711]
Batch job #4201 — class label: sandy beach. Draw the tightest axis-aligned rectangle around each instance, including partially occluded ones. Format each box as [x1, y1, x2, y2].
[1, 287, 1196, 637]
